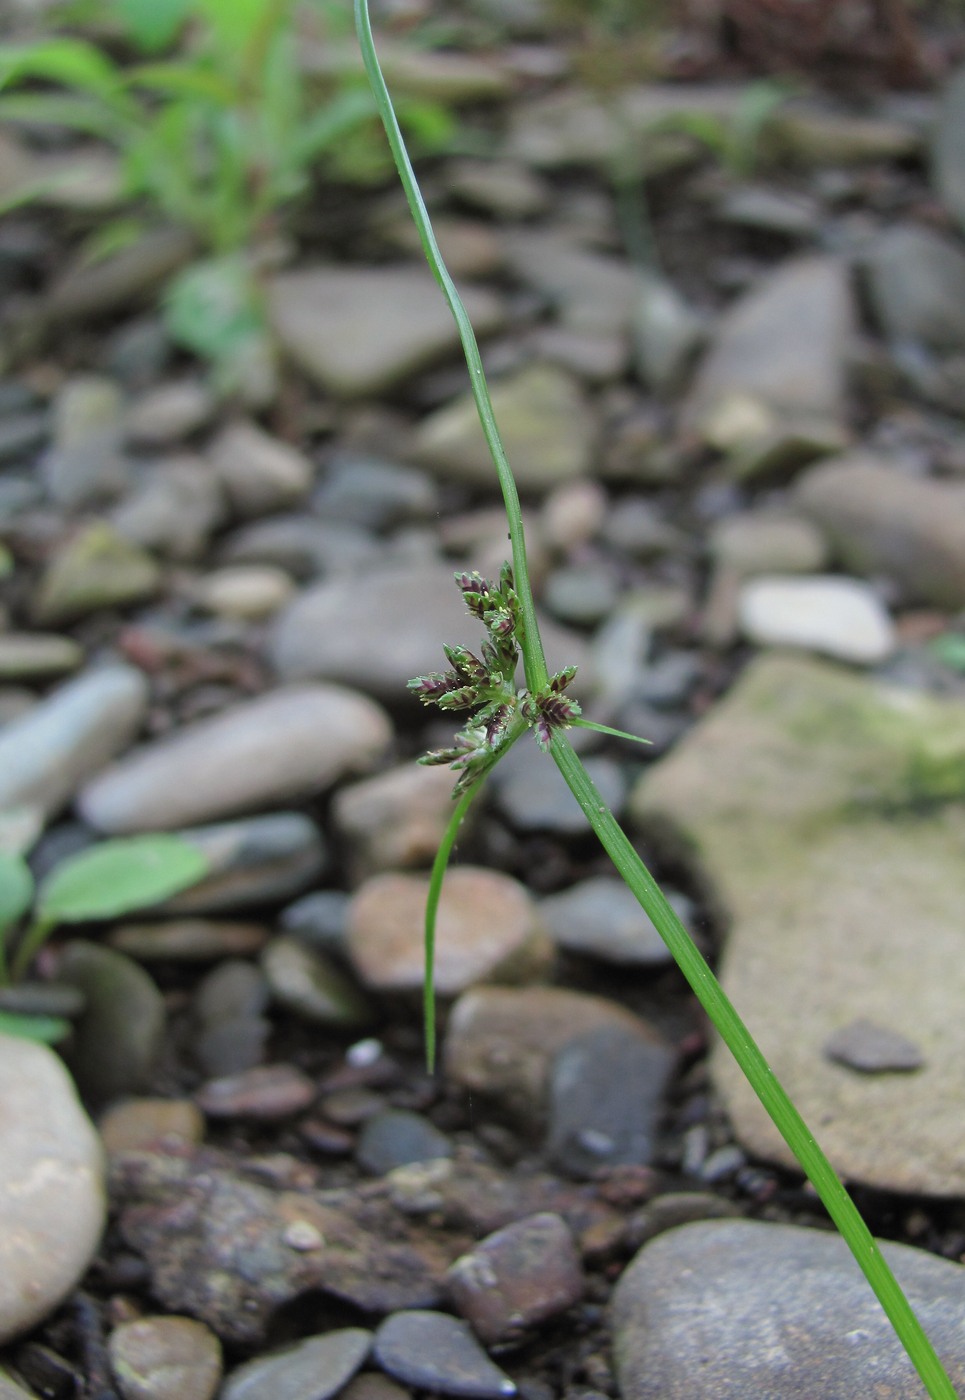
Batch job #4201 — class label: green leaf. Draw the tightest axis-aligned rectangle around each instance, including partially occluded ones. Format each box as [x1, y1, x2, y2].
[126, 60, 236, 106]
[289, 84, 377, 164]
[0, 852, 34, 938]
[0, 543, 13, 579]
[163, 256, 264, 361]
[0, 1010, 71, 1045]
[0, 38, 122, 99]
[36, 835, 208, 925]
[930, 632, 965, 674]
[111, 0, 195, 53]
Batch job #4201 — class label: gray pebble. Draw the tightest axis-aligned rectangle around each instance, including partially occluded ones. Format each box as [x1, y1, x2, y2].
[194, 960, 269, 1027]
[546, 1024, 676, 1178]
[0, 664, 148, 822]
[356, 1109, 453, 1176]
[160, 813, 327, 915]
[824, 1017, 925, 1073]
[261, 935, 374, 1027]
[538, 877, 674, 967]
[220, 1328, 371, 1400]
[544, 563, 618, 627]
[195, 1016, 271, 1079]
[280, 891, 351, 954]
[374, 1311, 515, 1398]
[490, 742, 625, 834]
[313, 453, 437, 531]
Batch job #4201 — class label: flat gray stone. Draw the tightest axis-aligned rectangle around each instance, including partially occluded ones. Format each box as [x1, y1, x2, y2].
[737, 573, 895, 664]
[111, 455, 226, 562]
[268, 264, 503, 397]
[684, 255, 853, 437]
[796, 452, 965, 607]
[266, 564, 588, 703]
[611, 1219, 965, 1399]
[0, 1033, 106, 1343]
[538, 876, 674, 967]
[546, 1024, 675, 1177]
[862, 224, 965, 353]
[374, 1311, 515, 1398]
[221, 1328, 371, 1400]
[162, 813, 326, 915]
[78, 684, 391, 833]
[0, 664, 147, 821]
[629, 653, 965, 1194]
[411, 363, 594, 492]
[933, 63, 965, 235]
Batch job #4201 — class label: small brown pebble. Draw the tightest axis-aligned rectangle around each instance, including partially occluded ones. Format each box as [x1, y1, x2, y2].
[99, 1099, 205, 1155]
[195, 1064, 316, 1120]
[447, 1212, 584, 1344]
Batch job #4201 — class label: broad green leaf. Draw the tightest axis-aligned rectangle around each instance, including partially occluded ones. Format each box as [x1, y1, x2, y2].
[36, 835, 208, 925]
[111, 0, 195, 53]
[0, 852, 34, 937]
[0, 39, 122, 98]
[0, 1010, 71, 1044]
[163, 256, 263, 362]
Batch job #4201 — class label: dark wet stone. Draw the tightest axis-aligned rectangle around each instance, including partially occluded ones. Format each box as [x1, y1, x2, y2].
[447, 1213, 583, 1345]
[194, 1017, 271, 1079]
[356, 1110, 453, 1177]
[261, 935, 374, 1027]
[57, 941, 165, 1106]
[374, 1311, 515, 1398]
[546, 1025, 676, 1178]
[194, 960, 270, 1027]
[195, 1064, 316, 1121]
[0, 981, 85, 1018]
[0, 409, 49, 463]
[220, 1328, 370, 1400]
[823, 1017, 925, 1073]
[280, 890, 351, 954]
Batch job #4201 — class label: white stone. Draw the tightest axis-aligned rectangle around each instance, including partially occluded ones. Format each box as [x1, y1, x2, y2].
[0, 1034, 106, 1343]
[738, 574, 894, 664]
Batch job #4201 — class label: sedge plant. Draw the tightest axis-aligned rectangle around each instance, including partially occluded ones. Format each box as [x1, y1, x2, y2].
[355, 0, 959, 1394]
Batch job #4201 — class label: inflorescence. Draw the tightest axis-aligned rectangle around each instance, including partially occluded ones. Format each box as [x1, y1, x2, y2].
[408, 564, 581, 795]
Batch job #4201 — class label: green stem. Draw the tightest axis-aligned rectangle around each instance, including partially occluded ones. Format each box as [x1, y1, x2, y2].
[422, 779, 480, 1072]
[354, 0, 547, 695]
[10, 916, 53, 984]
[354, 1, 959, 1392]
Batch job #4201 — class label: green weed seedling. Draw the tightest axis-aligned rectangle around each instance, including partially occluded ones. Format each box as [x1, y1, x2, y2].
[0, 0, 452, 395]
[355, 0, 959, 1394]
[0, 833, 207, 1043]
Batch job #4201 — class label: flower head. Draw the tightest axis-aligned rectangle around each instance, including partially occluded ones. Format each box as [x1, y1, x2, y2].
[410, 566, 581, 794]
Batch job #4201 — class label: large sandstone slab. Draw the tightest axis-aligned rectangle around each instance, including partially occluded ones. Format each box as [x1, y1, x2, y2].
[628, 653, 965, 1195]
